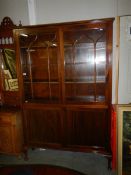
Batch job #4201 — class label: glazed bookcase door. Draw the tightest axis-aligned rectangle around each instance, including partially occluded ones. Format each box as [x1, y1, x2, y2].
[19, 29, 61, 103]
[63, 25, 108, 104]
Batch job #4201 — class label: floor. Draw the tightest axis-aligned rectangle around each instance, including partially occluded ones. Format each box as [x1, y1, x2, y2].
[0, 149, 116, 175]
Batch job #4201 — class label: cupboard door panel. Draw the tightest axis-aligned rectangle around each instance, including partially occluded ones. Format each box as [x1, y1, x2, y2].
[0, 126, 13, 153]
[66, 108, 108, 148]
[23, 108, 63, 147]
[0, 110, 23, 155]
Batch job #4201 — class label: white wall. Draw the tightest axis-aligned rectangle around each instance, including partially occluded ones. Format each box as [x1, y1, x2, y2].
[118, 16, 131, 104]
[0, 0, 131, 25]
[0, 0, 29, 25]
[35, 0, 115, 24]
[35, 0, 131, 24]
[118, 0, 131, 16]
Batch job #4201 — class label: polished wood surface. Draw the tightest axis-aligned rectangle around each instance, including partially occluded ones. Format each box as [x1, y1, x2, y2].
[0, 108, 23, 155]
[0, 165, 85, 175]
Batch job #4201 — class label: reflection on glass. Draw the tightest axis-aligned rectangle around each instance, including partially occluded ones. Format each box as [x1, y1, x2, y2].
[1, 49, 18, 91]
[20, 32, 60, 103]
[64, 28, 107, 103]
[123, 111, 131, 175]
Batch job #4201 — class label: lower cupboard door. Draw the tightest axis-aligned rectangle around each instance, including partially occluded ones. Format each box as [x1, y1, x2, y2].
[23, 108, 64, 148]
[66, 109, 110, 151]
[0, 126, 13, 153]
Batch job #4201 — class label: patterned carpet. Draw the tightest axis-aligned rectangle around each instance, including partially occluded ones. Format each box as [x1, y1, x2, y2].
[0, 149, 116, 175]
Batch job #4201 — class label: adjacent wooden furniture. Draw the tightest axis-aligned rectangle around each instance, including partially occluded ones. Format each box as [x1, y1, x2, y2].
[0, 108, 23, 155]
[0, 165, 86, 175]
[0, 17, 20, 106]
[0, 17, 23, 155]
[14, 18, 114, 159]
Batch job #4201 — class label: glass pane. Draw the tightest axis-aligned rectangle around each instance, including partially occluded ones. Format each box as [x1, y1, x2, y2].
[1, 49, 18, 91]
[96, 37, 106, 102]
[20, 31, 60, 103]
[64, 28, 107, 103]
[123, 111, 131, 175]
